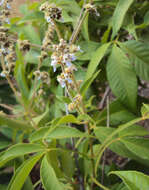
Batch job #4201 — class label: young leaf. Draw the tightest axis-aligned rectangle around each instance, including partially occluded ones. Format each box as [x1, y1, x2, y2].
[7, 152, 44, 190]
[86, 42, 111, 80]
[40, 155, 64, 190]
[109, 171, 149, 190]
[112, 0, 134, 38]
[0, 143, 45, 167]
[106, 45, 137, 111]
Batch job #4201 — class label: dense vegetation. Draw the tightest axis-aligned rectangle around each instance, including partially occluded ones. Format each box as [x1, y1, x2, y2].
[0, 0, 149, 189]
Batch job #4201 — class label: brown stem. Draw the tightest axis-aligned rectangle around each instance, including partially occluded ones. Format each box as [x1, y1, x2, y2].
[53, 21, 62, 40]
[70, 10, 88, 44]
[0, 55, 20, 101]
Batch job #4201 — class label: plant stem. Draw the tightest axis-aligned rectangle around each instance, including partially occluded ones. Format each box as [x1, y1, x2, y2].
[0, 55, 20, 100]
[91, 177, 110, 190]
[53, 21, 62, 40]
[101, 96, 110, 184]
[0, 55, 38, 130]
[70, 10, 88, 44]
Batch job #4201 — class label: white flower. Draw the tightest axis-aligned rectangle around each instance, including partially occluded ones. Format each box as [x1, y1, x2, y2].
[51, 59, 57, 72]
[0, 0, 4, 6]
[77, 46, 83, 53]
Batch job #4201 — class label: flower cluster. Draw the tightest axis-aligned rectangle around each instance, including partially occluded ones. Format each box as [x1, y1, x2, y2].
[42, 24, 55, 51]
[84, 3, 100, 17]
[18, 40, 31, 52]
[33, 70, 50, 85]
[50, 39, 82, 89]
[0, 0, 12, 24]
[0, 0, 16, 77]
[68, 94, 82, 112]
[39, 2, 62, 24]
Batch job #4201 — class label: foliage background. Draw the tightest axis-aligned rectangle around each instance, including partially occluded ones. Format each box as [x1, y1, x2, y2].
[1, 0, 149, 190]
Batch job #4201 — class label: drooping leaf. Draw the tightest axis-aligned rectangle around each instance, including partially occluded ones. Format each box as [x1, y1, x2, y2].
[0, 143, 45, 167]
[112, 0, 134, 38]
[40, 155, 64, 190]
[109, 171, 149, 190]
[7, 152, 44, 190]
[107, 45, 137, 111]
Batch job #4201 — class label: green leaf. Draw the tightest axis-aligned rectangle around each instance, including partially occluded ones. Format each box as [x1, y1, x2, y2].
[0, 113, 31, 131]
[30, 126, 87, 142]
[141, 104, 149, 117]
[7, 152, 44, 190]
[0, 184, 7, 190]
[59, 151, 75, 178]
[121, 137, 149, 160]
[40, 155, 64, 190]
[77, 41, 100, 61]
[112, 0, 134, 38]
[56, 114, 80, 125]
[107, 45, 137, 111]
[20, 25, 41, 45]
[0, 143, 45, 167]
[120, 40, 149, 81]
[109, 171, 149, 190]
[18, 11, 44, 24]
[82, 13, 89, 41]
[96, 100, 136, 125]
[94, 125, 149, 158]
[15, 45, 29, 102]
[144, 11, 149, 25]
[0, 138, 11, 150]
[86, 42, 111, 80]
[80, 70, 100, 97]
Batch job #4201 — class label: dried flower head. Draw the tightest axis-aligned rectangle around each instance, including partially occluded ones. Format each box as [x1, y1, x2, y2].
[40, 2, 62, 24]
[18, 40, 31, 52]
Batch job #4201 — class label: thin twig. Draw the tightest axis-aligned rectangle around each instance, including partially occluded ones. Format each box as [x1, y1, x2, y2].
[70, 10, 88, 44]
[65, 89, 85, 190]
[53, 21, 62, 40]
[69, 0, 86, 43]
[99, 87, 110, 110]
[0, 103, 14, 111]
